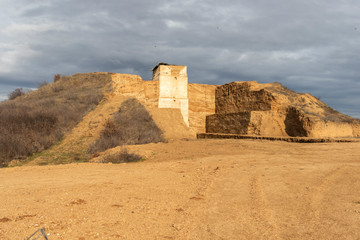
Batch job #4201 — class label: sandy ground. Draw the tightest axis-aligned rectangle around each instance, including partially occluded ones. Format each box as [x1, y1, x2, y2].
[1, 139, 360, 239]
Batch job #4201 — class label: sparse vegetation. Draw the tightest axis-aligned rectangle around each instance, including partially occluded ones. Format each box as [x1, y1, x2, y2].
[37, 80, 49, 88]
[8, 88, 25, 100]
[54, 74, 61, 82]
[100, 147, 143, 164]
[265, 83, 355, 123]
[0, 73, 111, 167]
[89, 98, 164, 154]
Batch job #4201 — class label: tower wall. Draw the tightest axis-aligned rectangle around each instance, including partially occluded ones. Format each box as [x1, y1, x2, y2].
[153, 65, 189, 126]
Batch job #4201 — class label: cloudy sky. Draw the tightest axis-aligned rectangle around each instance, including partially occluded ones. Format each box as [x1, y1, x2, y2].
[0, 0, 359, 117]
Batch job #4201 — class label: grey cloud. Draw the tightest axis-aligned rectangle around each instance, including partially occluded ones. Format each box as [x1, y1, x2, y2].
[0, 0, 359, 117]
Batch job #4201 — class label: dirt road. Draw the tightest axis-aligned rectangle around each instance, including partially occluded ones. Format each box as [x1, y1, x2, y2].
[1, 139, 359, 239]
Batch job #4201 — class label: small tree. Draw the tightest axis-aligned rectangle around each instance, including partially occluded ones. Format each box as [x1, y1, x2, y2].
[8, 88, 25, 100]
[54, 74, 61, 82]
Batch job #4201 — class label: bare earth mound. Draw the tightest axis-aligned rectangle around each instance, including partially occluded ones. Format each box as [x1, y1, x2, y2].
[1, 139, 359, 239]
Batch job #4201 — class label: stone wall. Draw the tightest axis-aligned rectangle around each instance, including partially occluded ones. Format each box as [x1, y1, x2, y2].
[206, 111, 286, 136]
[215, 81, 281, 114]
[70, 70, 358, 139]
[206, 81, 359, 138]
[110, 73, 193, 139]
[188, 83, 217, 133]
[111, 74, 159, 108]
[206, 112, 250, 134]
[109, 71, 216, 136]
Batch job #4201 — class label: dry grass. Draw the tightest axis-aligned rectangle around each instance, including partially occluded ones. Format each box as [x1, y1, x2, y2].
[265, 83, 355, 123]
[8, 88, 26, 100]
[100, 147, 143, 164]
[89, 98, 164, 154]
[0, 73, 111, 167]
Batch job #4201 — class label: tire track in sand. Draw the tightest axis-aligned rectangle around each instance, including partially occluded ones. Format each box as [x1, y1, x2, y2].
[249, 174, 282, 240]
[172, 159, 222, 239]
[308, 166, 347, 233]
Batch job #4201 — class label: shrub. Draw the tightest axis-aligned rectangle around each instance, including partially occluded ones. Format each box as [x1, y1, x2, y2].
[51, 84, 65, 92]
[54, 74, 61, 82]
[101, 148, 142, 164]
[8, 88, 25, 100]
[0, 101, 79, 166]
[89, 98, 164, 153]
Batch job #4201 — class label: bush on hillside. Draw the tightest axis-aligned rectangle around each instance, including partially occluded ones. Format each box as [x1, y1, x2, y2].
[54, 74, 61, 82]
[89, 98, 164, 154]
[100, 148, 142, 164]
[8, 88, 25, 100]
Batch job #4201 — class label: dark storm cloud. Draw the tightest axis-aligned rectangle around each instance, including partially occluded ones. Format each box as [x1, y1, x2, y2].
[0, 0, 359, 117]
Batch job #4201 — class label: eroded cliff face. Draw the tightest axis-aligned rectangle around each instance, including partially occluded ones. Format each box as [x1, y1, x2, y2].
[188, 83, 217, 133]
[206, 81, 359, 138]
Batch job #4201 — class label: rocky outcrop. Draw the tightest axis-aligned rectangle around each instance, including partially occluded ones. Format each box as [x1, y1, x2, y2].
[206, 81, 359, 138]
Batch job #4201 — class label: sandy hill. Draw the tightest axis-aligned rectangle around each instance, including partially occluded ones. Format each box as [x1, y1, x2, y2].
[19, 73, 197, 165]
[2, 72, 216, 166]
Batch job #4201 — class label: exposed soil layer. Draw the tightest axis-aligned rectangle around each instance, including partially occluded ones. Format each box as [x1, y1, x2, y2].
[197, 133, 359, 143]
[1, 139, 360, 239]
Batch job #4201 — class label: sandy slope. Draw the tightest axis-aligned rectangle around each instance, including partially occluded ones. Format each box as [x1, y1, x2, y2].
[1, 139, 360, 239]
[27, 74, 194, 166]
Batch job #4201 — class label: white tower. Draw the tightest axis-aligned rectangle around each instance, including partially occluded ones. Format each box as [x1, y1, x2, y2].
[152, 63, 189, 126]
